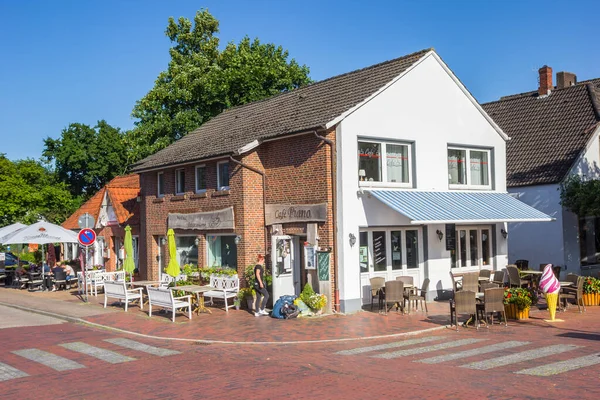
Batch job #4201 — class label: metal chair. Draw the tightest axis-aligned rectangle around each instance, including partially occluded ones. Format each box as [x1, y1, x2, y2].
[450, 290, 478, 331]
[383, 280, 405, 314]
[483, 287, 508, 327]
[404, 278, 430, 314]
[369, 277, 385, 311]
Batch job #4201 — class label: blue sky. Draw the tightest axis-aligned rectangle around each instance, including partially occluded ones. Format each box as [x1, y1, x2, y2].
[1, 0, 599, 161]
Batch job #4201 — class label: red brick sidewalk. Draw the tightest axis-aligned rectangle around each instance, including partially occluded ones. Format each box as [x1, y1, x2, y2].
[1, 286, 595, 343]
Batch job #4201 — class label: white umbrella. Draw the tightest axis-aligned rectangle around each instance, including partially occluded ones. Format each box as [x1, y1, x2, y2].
[0, 222, 27, 243]
[3, 221, 78, 245]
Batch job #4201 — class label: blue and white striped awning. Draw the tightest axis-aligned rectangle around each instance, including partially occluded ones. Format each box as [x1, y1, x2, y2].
[368, 190, 554, 225]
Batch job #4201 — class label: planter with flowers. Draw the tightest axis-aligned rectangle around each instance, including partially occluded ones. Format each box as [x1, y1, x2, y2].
[295, 283, 328, 315]
[504, 287, 534, 319]
[582, 276, 600, 306]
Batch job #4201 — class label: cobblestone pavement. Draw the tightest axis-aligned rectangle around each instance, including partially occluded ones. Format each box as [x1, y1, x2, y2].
[1, 287, 600, 398]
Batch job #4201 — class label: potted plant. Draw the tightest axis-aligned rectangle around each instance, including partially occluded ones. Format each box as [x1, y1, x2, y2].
[238, 287, 255, 310]
[503, 287, 533, 319]
[582, 276, 600, 306]
[299, 283, 328, 315]
[233, 296, 241, 310]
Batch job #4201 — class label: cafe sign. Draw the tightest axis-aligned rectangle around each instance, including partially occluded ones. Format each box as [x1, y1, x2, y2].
[168, 207, 235, 230]
[265, 203, 327, 225]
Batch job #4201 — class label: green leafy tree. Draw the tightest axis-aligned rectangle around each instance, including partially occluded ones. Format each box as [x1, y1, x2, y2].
[0, 155, 77, 225]
[43, 120, 128, 197]
[126, 9, 311, 161]
[559, 175, 600, 216]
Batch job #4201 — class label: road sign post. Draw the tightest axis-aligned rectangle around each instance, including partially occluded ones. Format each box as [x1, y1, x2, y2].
[78, 226, 96, 303]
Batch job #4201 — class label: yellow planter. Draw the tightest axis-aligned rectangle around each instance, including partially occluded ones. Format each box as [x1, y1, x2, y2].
[582, 293, 600, 306]
[504, 304, 530, 319]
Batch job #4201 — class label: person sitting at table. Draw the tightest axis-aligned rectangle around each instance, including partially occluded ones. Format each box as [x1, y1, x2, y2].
[63, 263, 75, 282]
[43, 262, 56, 292]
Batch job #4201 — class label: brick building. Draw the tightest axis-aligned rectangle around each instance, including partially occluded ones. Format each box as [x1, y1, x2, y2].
[131, 48, 551, 313]
[62, 174, 140, 271]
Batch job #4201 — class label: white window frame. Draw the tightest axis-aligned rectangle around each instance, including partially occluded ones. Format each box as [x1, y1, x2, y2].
[217, 161, 230, 191]
[358, 227, 423, 275]
[157, 172, 164, 197]
[451, 225, 493, 270]
[175, 168, 185, 195]
[195, 164, 207, 193]
[357, 139, 413, 188]
[447, 146, 492, 190]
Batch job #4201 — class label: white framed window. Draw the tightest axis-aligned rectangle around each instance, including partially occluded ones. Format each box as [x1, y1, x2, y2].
[175, 236, 198, 266]
[450, 226, 492, 269]
[359, 227, 422, 274]
[175, 168, 185, 194]
[357, 140, 412, 186]
[157, 172, 164, 197]
[448, 147, 491, 189]
[217, 161, 230, 190]
[195, 165, 206, 193]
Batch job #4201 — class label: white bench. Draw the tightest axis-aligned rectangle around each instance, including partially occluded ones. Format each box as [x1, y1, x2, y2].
[204, 275, 239, 312]
[103, 281, 143, 312]
[147, 287, 192, 322]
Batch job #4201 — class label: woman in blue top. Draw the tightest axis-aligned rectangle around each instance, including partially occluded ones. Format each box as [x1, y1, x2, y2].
[253, 254, 269, 316]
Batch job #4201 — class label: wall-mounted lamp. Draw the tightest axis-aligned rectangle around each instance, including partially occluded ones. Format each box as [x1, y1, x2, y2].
[194, 237, 200, 246]
[501, 228, 508, 239]
[349, 233, 357, 247]
[436, 229, 444, 241]
[234, 235, 242, 245]
[160, 237, 166, 245]
[358, 169, 366, 181]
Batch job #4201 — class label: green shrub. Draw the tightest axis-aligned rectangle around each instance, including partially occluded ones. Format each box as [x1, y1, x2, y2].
[504, 288, 534, 310]
[583, 277, 600, 294]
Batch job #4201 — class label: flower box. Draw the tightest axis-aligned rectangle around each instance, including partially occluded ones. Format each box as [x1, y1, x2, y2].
[582, 293, 600, 306]
[504, 303, 529, 320]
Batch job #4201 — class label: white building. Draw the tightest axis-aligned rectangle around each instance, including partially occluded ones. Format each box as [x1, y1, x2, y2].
[333, 50, 552, 312]
[483, 67, 600, 278]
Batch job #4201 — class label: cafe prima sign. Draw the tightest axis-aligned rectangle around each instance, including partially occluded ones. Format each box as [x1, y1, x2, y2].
[168, 207, 235, 230]
[265, 203, 327, 225]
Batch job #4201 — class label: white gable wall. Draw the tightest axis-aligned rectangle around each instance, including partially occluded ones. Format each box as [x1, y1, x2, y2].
[335, 53, 508, 311]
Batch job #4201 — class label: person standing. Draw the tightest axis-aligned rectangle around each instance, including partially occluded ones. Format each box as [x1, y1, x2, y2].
[253, 254, 269, 316]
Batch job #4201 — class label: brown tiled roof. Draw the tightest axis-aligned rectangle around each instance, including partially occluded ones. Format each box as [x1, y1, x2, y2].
[131, 48, 433, 172]
[62, 188, 105, 230]
[61, 174, 140, 229]
[483, 78, 600, 187]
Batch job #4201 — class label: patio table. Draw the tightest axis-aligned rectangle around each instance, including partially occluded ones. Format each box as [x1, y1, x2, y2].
[170, 285, 214, 315]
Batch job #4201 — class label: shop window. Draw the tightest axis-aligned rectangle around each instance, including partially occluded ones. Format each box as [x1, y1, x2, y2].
[390, 231, 402, 270]
[358, 140, 412, 185]
[207, 235, 237, 268]
[175, 168, 185, 194]
[217, 161, 230, 190]
[579, 216, 600, 266]
[373, 231, 387, 272]
[406, 230, 418, 269]
[448, 147, 491, 188]
[195, 165, 206, 192]
[451, 226, 492, 269]
[157, 172, 164, 197]
[175, 236, 198, 266]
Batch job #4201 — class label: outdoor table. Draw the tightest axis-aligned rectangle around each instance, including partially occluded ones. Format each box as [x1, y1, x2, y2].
[170, 285, 213, 315]
[559, 281, 574, 287]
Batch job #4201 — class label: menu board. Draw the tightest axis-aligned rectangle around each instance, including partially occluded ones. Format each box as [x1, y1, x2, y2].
[317, 251, 331, 281]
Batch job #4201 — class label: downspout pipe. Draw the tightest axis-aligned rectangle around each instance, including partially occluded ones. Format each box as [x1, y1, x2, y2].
[229, 156, 268, 261]
[314, 131, 339, 313]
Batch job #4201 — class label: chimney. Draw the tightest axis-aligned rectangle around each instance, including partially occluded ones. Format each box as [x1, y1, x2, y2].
[538, 65, 553, 96]
[556, 71, 577, 89]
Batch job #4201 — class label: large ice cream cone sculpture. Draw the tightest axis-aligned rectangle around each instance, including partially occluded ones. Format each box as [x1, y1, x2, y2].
[540, 264, 561, 322]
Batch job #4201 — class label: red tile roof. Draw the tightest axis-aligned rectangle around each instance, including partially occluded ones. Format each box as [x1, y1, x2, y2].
[61, 174, 140, 229]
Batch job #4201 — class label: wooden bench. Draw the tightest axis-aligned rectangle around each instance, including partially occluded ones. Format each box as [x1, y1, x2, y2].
[147, 286, 192, 322]
[204, 275, 239, 312]
[103, 281, 143, 312]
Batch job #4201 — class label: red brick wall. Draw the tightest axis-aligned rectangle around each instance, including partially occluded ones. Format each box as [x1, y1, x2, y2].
[137, 129, 336, 295]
